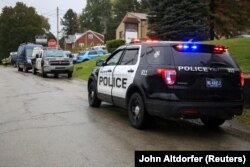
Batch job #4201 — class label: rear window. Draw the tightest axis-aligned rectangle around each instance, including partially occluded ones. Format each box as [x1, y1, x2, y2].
[172, 44, 238, 68]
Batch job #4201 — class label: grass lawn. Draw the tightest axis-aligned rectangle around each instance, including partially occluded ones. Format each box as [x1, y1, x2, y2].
[204, 38, 250, 73]
[234, 108, 250, 128]
[73, 56, 108, 81]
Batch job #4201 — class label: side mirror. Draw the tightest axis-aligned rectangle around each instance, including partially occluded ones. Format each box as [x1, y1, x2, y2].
[36, 54, 39, 58]
[69, 54, 74, 58]
[96, 60, 105, 66]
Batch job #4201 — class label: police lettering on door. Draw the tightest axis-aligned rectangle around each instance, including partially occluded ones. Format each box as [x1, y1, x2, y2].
[99, 77, 127, 88]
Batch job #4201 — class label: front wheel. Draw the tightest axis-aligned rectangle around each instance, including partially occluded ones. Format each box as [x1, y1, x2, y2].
[88, 82, 101, 107]
[68, 72, 72, 78]
[41, 68, 47, 78]
[17, 64, 23, 72]
[128, 92, 149, 129]
[201, 117, 225, 128]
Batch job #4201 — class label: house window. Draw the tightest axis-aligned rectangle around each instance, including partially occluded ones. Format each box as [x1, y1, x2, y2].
[79, 43, 84, 47]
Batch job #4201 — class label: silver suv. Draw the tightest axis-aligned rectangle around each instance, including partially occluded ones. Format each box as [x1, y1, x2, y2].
[32, 48, 74, 78]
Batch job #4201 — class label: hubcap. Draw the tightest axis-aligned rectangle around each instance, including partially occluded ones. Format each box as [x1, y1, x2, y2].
[134, 106, 140, 116]
[91, 91, 94, 100]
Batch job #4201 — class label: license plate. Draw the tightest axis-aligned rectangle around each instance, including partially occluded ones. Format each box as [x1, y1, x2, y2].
[206, 78, 222, 88]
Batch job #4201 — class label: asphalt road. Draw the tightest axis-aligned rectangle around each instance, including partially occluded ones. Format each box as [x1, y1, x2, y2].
[0, 66, 250, 167]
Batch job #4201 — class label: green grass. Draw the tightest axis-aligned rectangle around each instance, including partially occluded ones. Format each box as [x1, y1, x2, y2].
[204, 38, 250, 73]
[73, 56, 108, 81]
[234, 109, 250, 128]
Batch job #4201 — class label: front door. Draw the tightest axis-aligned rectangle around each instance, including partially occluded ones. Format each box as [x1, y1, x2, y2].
[97, 49, 124, 103]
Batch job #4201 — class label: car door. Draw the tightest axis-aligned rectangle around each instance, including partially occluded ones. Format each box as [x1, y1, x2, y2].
[97, 49, 124, 103]
[112, 46, 141, 106]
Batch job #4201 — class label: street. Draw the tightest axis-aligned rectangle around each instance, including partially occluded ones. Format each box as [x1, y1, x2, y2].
[0, 66, 250, 167]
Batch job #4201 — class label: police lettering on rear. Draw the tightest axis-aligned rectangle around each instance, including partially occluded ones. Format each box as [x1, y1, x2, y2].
[178, 66, 236, 73]
[99, 76, 127, 89]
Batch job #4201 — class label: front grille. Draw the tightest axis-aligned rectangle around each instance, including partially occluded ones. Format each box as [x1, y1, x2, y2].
[50, 60, 70, 66]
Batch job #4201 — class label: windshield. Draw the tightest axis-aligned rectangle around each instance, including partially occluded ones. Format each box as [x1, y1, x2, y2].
[26, 48, 34, 58]
[44, 50, 66, 58]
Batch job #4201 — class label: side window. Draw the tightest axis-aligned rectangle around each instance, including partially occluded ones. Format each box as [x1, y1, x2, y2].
[89, 51, 97, 55]
[120, 49, 139, 65]
[106, 50, 124, 66]
[146, 46, 171, 65]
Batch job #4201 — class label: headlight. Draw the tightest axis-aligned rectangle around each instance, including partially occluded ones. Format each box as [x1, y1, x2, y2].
[27, 59, 31, 63]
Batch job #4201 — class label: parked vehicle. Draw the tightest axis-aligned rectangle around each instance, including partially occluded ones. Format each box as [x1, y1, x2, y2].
[75, 50, 106, 63]
[9, 52, 18, 67]
[32, 48, 73, 78]
[17, 43, 42, 72]
[88, 40, 244, 129]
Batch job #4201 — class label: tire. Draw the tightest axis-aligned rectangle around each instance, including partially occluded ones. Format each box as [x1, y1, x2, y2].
[201, 117, 225, 128]
[41, 68, 47, 78]
[128, 92, 149, 129]
[24, 65, 28, 73]
[68, 72, 72, 78]
[54, 74, 58, 78]
[88, 82, 101, 107]
[17, 64, 23, 72]
[32, 66, 37, 75]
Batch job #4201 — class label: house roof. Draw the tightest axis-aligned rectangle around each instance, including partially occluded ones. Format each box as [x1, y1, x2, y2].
[128, 12, 147, 20]
[64, 30, 104, 44]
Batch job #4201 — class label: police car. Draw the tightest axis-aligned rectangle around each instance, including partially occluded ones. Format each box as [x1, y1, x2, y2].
[88, 40, 244, 129]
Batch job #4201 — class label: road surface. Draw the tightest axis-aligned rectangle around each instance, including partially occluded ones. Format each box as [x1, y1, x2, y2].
[0, 66, 250, 167]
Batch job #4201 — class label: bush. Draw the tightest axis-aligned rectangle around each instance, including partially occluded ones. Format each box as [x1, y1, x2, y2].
[1, 58, 10, 65]
[106, 39, 125, 53]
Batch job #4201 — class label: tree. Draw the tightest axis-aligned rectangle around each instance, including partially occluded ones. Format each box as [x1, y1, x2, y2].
[79, 0, 114, 40]
[205, 0, 250, 39]
[0, 2, 50, 59]
[147, 0, 209, 41]
[61, 9, 79, 35]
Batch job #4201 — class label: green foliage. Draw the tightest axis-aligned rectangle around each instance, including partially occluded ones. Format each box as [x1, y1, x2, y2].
[204, 0, 250, 39]
[61, 9, 79, 35]
[148, 0, 209, 41]
[0, 2, 50, 60]
[106, 39, 125, 53]
[1, 58, 10, 65]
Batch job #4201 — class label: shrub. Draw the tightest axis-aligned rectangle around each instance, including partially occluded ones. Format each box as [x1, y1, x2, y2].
[1, 58, 10, 65]
[106, 39, 125, 53]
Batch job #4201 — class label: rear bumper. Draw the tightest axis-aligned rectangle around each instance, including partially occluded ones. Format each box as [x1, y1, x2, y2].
[145, 100, 244, 120]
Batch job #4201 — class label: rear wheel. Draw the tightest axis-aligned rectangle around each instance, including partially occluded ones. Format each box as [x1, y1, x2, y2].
[54, 74, 58, 78]
[24, 65, 28, 73]
[32, 66, 37, 75]
[201, 117, 225, 128]
[128, 92, 149, 129]
[88, 82, 101, 107]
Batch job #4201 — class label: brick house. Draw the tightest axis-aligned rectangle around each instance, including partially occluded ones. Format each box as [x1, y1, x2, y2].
[61, 30, 104, 50]
[116, 12, 149, 43]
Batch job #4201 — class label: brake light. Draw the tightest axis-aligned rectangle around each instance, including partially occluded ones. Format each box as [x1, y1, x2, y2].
[157, 69, 177, 85]
[213, 45, 228, 54]
[240, 72, 244, 87]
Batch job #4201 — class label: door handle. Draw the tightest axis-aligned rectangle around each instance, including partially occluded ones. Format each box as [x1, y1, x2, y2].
[127, 69, 134, 73]
[107, 69, 112, 72]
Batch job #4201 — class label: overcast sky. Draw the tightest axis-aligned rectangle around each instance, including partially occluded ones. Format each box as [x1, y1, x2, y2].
[0, 0, 87, 37]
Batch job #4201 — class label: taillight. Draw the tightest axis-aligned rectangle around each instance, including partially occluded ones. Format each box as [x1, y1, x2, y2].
[240, 72, 244, 87]
[213, 45, 228, 54]
[157, 69, 176, 86]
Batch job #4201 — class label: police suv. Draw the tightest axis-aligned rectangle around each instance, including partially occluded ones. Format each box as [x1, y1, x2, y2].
[88, 40, 244, 129]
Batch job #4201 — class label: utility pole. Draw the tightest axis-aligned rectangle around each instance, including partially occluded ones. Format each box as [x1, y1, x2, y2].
[57, 6, 59, 48]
